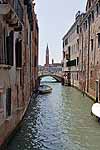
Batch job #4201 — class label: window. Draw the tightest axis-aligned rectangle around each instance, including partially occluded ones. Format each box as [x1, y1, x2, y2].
[6, 31, 14, 66]
[83, 20, 87, 31]
[91, 11, 94, 22]
[77, 39, 79, 51]
[66, 54, 69, 60]
[83, 22, 85, 31]
[68, 46, 70, 59]
[85, 20, 87, 30]
[91, 39, 93, 51]
[99, 0, 100, 6]
[77, 72, 78, 80]
[96, 3, 99, 16]
[89, 1, 91, 8]
[63, 41, 64, 48]
[91, 71, 93, 77]
[65, 38, 68, 45]
[77, 25, 79, 34]
[88, 14, 91, 24]
[34, 55, 37, 67]
[63, 51, 65, 59]
[80, 27, 82, 33]
[6, 88, 11, 117]
[16, 85, 19, 108]
[0, 28, 14, 66]
[15, 39, 22, 68]
[0, 94, 3, 109]
[77, 57, 79, 65]
[0, 25, 7, 65]
[98, 33, 100, 48]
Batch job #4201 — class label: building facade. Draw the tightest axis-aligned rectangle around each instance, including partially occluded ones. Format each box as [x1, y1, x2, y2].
[63, 0, 100, 100]
[79, 0, 100, 99]
[63, 11, 84, 86]
[0, 0, 39, 147]
[32, 5, 39, 91]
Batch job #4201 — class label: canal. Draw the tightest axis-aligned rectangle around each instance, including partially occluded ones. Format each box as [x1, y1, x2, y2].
[7, 78, 100, 150]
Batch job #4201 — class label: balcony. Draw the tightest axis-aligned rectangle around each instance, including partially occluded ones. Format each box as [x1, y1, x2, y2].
[67, 59, 76, 67]
[0, 0, 24, 24]
[0, 3, 10, 15]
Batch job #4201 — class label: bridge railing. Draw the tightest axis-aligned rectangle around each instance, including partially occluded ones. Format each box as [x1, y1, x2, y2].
[38, 71, 63, 78]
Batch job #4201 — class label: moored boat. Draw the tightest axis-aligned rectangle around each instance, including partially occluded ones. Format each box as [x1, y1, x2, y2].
[39, 85, 52, 94]
[91, 103, 100, 119]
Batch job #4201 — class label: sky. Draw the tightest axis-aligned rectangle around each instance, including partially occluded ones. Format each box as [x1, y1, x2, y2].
[35, 0, 87, 65]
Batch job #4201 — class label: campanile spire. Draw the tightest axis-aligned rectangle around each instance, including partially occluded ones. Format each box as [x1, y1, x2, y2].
[45, 44, 49, 67]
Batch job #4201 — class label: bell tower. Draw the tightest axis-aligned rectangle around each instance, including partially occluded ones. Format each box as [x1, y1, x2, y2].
[45, 44, 49, 67]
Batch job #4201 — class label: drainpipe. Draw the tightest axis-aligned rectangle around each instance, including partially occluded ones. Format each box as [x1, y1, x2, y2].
[29, 28, 32, 96]
[87, 16, 91, 92]
[99, 79, 100, 103]
[81, 29, 84, 71]
[81, 27, 84, 93]
[96, 80, 99, 103]
[68, 46, 71, 86]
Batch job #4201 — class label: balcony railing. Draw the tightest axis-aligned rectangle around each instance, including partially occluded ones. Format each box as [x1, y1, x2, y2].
[67, 59, 76, 67]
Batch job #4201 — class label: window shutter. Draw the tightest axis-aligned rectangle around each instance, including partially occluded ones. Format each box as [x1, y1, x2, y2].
[15, 39, 22, 68]
[6, 88, 11, 117]
[6, 31, 14, 66]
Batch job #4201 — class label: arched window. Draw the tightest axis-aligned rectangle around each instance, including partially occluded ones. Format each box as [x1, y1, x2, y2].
[15, 38, 22, 68]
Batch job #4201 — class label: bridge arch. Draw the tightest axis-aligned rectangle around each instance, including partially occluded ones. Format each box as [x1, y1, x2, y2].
[38, 74, 63, 84]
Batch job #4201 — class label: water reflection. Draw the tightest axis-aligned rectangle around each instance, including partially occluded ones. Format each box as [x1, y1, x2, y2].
[7, 83, 100, 150]
[41, 76, 57, 83]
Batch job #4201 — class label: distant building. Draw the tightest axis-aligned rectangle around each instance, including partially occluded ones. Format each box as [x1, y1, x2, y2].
[49, 61, 62, 73]
[43, 44, 62, 73]
[38, 45, 62, 74]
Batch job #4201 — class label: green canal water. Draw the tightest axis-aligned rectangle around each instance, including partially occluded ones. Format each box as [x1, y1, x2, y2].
[7, 77, 100, 150]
